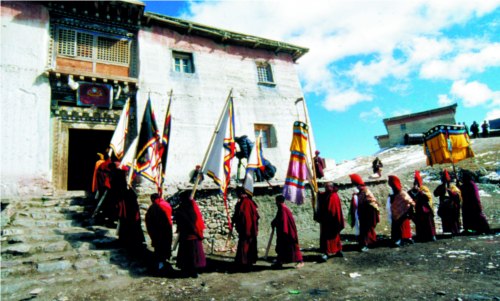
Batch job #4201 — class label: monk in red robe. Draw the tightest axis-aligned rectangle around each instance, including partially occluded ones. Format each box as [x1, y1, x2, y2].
[459, 170, 490, 234]
[408, 171, 436, 242]
[232, 187, 259, 270]
[388, 175, 415, 247]
[350, 174, 380, 251]
[316, 182, 344, 261]
[314, 150, 326, 179]
[116, 187, 145, 251]
[271, 195, 304, 268]
[175, 190, 206, 278]
[145, 193, 173, 272]
[434, 169, 462, 235]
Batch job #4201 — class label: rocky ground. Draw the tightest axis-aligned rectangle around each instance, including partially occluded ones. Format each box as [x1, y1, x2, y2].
[1, 137, 499, 301]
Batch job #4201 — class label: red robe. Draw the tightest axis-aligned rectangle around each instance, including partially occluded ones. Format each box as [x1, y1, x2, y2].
[460, 180, 490, 234]
[233, 196, 259, 266]
[117, 189, 145, 249]
[317, 188, 344, 254]
[145, 198, 173, 261]
[434, 184, 461, 234]
[389, 190, 415, 241]
[357, 187, 380, 247]
[175, 198, 206, 272]
[408, 186, 436, 242]
[271, 203, 303, 263]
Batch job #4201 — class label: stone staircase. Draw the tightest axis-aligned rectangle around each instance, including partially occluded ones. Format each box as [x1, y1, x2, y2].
[1, 193, 150, 301]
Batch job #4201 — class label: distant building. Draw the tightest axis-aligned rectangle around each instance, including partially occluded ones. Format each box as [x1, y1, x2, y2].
[374, 104, 457, 148]
[0, 1, 310, 197]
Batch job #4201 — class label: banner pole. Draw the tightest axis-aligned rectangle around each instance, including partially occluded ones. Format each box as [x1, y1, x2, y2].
[297, 97, 318, 212]
[190, 89, 234, 199]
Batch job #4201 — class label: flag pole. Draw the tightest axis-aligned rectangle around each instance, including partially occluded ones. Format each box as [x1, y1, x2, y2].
[190, 89, 234, 199]
[296, 97, 318, 212]
[159, 89, 173, 194]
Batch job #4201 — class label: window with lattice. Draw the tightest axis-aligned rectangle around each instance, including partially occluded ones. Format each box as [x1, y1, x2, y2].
[57, 28, 130, 65]
[256, 62, 274, 85]
[97, 37, 129, 64]
[77, 32, 93, 58]
[58, 29, 76, 56]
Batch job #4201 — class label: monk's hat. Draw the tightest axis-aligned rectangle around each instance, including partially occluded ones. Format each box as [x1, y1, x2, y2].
[315, 150, 320, 155]
[442, 169, 451, 182]
[388, 175, 402, 191]
[414, 170, 423, 187]
[349, 174, 365, 186]
[97, 152, 104, 160]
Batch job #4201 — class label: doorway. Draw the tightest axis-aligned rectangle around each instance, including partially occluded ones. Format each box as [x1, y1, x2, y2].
[67, 129, 113, 191]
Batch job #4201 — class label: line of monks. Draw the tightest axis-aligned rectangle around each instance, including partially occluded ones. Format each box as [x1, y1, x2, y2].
[92, 154, 491, 277]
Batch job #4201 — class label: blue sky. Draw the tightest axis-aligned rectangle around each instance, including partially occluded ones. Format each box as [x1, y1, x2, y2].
[144, 1, 500, 162]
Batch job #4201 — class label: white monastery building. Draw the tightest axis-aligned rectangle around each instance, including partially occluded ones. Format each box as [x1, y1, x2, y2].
[0, 1, 310, 197]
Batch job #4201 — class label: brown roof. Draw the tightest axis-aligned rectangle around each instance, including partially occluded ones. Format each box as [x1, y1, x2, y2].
[383, 104, 457, 126]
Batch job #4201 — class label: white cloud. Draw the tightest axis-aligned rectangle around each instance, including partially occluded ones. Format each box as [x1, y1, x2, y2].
[360, 107, 384, 122]
[392, 109, 412, 116]
[322, 90, 373, 112]
[420, 43, 500, 80]
[438, 94, 454, 106]
[451, 80, 499, 107]
[181, 0, 500, 111]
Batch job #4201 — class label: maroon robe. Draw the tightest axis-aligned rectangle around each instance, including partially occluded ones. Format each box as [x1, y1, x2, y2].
[434, 184, 461, 234]
[460, 179, 490, 234]
[117, 189, 145, 249]
[389, 190, 415, 242]
[357, 187, 380, 247]
[233, 196, 259, 266]
[408, 187, 436, 242]
[271, 202, 303, 263]
[316, 187, 344, 254]
[175, 198, 206, 272]
[145, 197, 173, 262]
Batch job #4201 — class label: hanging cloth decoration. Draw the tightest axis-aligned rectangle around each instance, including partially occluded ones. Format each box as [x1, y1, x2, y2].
[423, 124, 474, 166]
[283, 121, 310, 205]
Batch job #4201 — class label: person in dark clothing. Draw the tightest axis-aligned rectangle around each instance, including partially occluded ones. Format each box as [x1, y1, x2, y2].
[470, 121, 479, 138]
[189, 165, 204, 184]
[117, 187, 145, 251]
[434, 170, 462, 235]
[481, 121, 489, 138]
[145, 193, 173, 272]
[459, 170, 490, 234]
[175, 190, 206, 278]
[372, 157, 383, 177]
[271, 195, 304, 269]
[314, 150, 326, 179]
[408, 171, 436, 242]
[232, 187, 259, 270]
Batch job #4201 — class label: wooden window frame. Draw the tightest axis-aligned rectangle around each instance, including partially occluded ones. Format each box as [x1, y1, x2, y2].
[256, 61, 275, 86]
[56, 27, 131, 67]
[172, 51, 194, 74]
[254, 124, 276, 148]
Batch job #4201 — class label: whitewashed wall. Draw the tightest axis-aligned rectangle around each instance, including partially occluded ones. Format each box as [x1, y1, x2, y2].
[137, 25, 312, 190]
[0, 3, 52, 197]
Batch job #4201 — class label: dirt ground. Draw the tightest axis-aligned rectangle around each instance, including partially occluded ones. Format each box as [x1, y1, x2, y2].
[4, 137, 500, 301]
[39, 138, 499, 301]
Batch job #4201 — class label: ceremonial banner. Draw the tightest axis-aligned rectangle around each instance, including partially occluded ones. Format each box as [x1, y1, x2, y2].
[423, 124, 474, 166]
[243, 135, 264, 196]
[109, 98, 131, 160]
[160, 98, 172, 186]
[283, 121, 310, 205]
[135, 99, 162, 187]
[202, 97, 236, 200]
